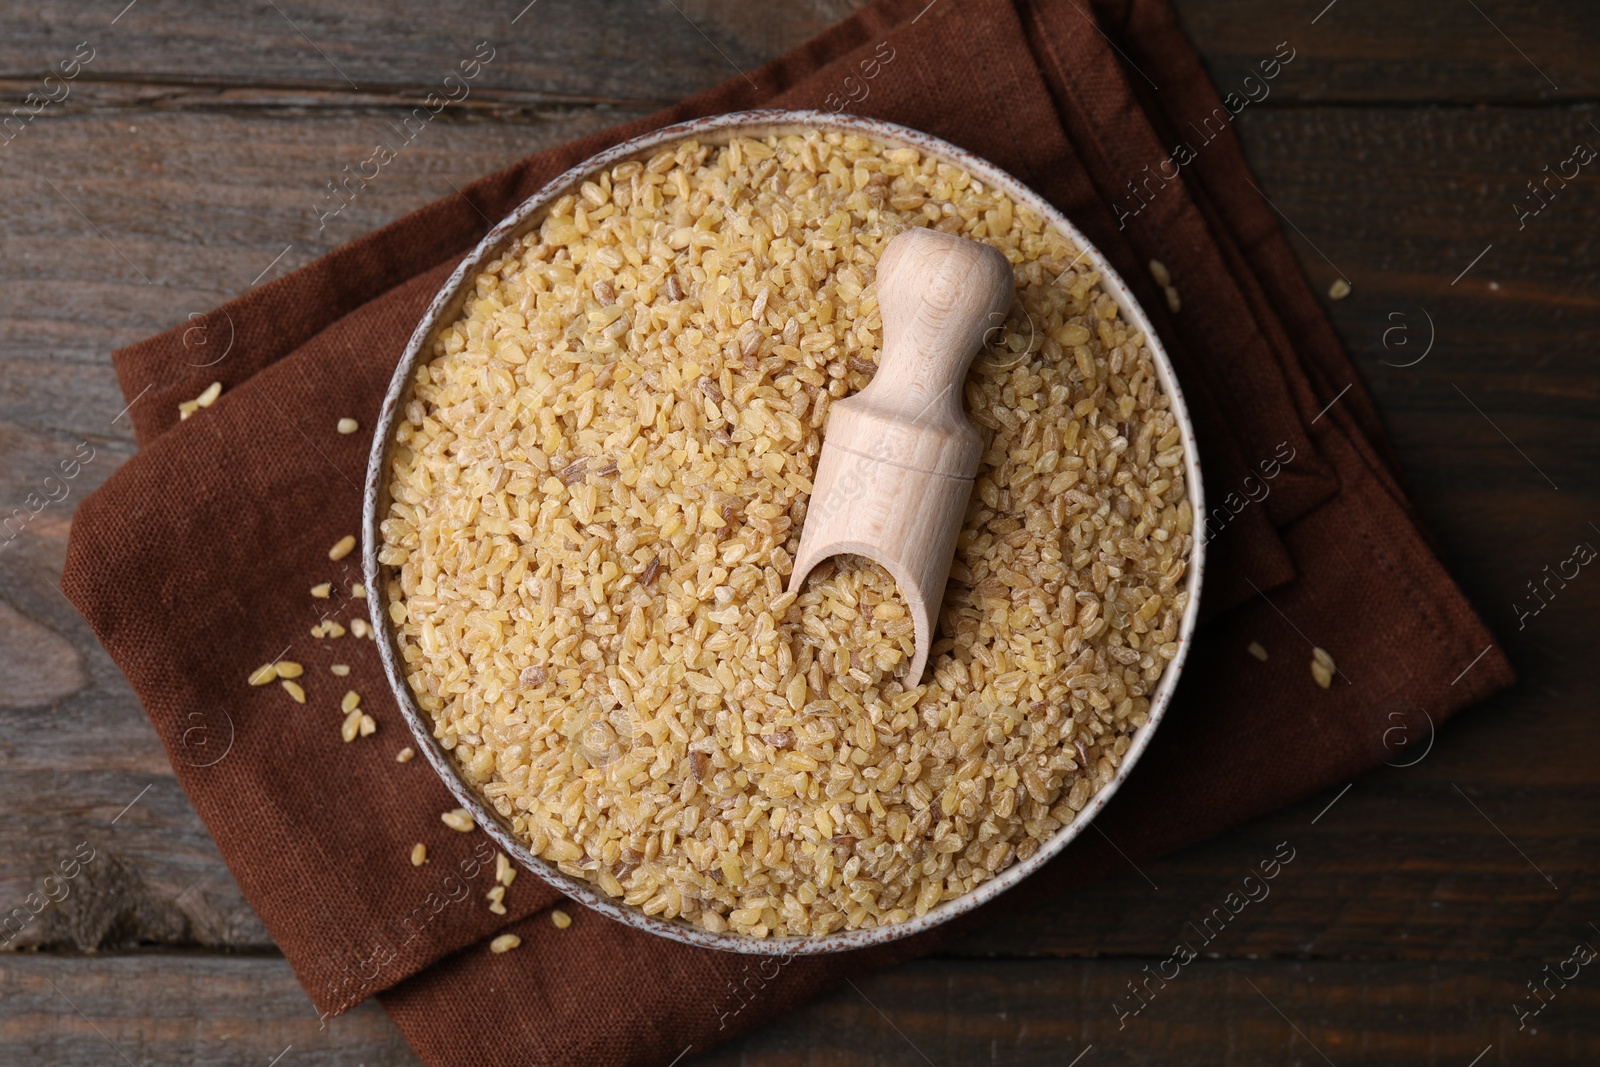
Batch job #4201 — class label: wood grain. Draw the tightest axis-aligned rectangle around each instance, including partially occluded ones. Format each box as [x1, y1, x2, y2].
[0, 0, 863, 107]
[1170, 0, 1597, 103]
[0, 0, 1595, 1063]
[5, 954, 1596, 1066]
[704, 957, 1600, 1065]
[0, 955, 418, 1066]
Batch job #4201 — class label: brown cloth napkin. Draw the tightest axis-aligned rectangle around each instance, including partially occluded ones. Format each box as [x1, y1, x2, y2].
[62, 0, 1514, 1062]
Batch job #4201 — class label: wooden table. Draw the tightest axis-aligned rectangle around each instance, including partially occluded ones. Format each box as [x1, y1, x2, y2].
[2, 1, 1596, 1063]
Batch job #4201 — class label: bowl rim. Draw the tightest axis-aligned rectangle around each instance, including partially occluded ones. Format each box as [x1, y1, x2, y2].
[363, 108, 1206, 956]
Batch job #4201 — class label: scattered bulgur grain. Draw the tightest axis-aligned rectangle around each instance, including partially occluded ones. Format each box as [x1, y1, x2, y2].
[310, 583, 332, 599]
[1248, 641, 1269, 661]
[411, 843, 427, 866]
[1148, 259, 1171, 288]
[351, 583, 367, 599]
[490, 933, 521, 953]
[275, 660, 304, 679]
[495, 852, 516, 887]
[1311, 647, 1335, 688]
[341, 690, 361, 713]
[380, 132, 1194, 938]
[324, 622, 347, 639]
[1328, 278, 1351, 300]
[441, 808, 475, 832]
[351, 618, 371, 639]
[281, 679, 306, 704]
[337, 418, 360, 434]
[328, 535, 356, 561]
[180, 381, 223, 421]
[358, 714, 377, 737]
[396, 746, 415, 763]
[487, 884, 506, 907]
[550, 909, 572, 930]
[331, 663, 351, 677]
[341, 709, 363, 742]
[248, 663, 278, 686]
[1164, 284, 1181, 314]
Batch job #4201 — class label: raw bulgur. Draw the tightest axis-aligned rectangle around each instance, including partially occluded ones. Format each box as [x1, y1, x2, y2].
[380, 130, 1192, 938]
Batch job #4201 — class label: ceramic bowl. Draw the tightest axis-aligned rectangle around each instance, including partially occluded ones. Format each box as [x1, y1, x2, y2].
[363, 109, 1205, 955]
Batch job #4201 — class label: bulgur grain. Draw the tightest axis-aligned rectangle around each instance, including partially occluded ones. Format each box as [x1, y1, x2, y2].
[1148, 259, 1171, 288]
[342, 690, 361, 713]
[329, 535, 356, 561]
[248, 663, 278, 686]
[411, 842, 427, 866]
[275, 660, 304, 679]
[551, 909, 572, 930]
[1328, 278, 1351, 300]
[381, 131, 1193, 938]
[180, 381, 223, 421]
[311, 583, 332, 599]
[490, 933, 521, 953]
[358, 714, 377, 737]
[341, 709, 363, 741]
[1248, 641, 1268, 661]
[338, 418, 360, 434]
[281, 679, 305, 704]
[397, 746, 416, 763]
[441, 808, 475, 832]
[331, 663, 351, 677]
[1311, 647, 1335, 688]
[495, 852, 517, 887]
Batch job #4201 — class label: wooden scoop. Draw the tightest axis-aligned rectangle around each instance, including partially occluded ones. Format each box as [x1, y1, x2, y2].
[789, 227, 1015, 682]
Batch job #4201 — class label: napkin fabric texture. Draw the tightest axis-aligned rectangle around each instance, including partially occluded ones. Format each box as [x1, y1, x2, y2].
[62, 0, 1514, 1063]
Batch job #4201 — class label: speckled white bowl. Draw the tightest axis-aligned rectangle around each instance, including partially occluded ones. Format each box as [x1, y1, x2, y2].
[363, 110, 1205, 956]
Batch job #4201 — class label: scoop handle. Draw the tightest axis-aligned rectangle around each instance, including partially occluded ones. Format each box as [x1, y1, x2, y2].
[854, 227, 1016, 475]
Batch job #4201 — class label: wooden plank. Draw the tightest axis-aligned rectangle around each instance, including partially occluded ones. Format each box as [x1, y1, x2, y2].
[0, 107, 657, 375]
[0, 1, 1590, 108]
[947, 759, 1600, 962]
[698, 958, 1600, 1065]
[0, 0, 861, 107]
[0, 954, 418, 1066]
[1169, 0, 1596, 103]
[6, 954, 1595, 1066]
